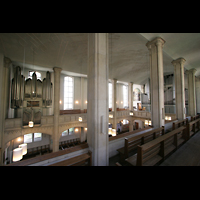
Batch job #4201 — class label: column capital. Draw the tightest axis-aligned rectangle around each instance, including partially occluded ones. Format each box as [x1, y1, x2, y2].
[171, 57, 186, 66]
[53, 67, 62, 73]
[4, 57, 12, 68]
[146, 37, 165, 50]
[185, 68, 197, 75]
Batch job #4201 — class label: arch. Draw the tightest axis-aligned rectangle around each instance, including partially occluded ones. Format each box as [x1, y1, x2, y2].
[59, 122, 87, 135]
[133, 88, 141, 101]
[133, 119, 144, 130]
[4, 126, 53, 145]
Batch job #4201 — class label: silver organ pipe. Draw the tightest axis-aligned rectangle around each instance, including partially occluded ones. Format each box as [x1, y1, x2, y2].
[15, 66, 21, 101]
[11, 66, 24, 108]
[37, 79, 42, 98]
[25, 78, 31, 98]
[31, 72, 37, 99]
[46, 71, 51, 106]
[20, 75, 25, 105]
[42, 78, 46, 107]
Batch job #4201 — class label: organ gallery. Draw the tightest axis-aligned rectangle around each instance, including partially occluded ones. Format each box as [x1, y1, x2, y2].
[11, 66, 53, 126]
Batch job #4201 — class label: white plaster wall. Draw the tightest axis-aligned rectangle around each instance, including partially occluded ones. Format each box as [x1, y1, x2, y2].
[116, 83, 124, 108]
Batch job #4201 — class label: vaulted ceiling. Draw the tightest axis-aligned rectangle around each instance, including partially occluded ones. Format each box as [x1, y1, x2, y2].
[0, 33, 199, 85]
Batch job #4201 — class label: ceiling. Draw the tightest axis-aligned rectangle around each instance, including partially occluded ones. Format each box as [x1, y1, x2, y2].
[0, 33, 199, 85]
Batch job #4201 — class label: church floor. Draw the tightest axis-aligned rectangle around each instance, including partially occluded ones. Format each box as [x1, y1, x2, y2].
[109, 130, 200, 166]
[160, 130, 200, 166]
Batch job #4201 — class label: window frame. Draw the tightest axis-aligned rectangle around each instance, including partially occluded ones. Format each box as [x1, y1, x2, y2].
[123, 85, 128, 108]
[64, 76, 74, 110]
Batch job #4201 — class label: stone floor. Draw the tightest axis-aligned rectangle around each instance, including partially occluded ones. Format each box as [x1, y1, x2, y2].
[109, 130, 200, 166]
[160, 130, 200, 166]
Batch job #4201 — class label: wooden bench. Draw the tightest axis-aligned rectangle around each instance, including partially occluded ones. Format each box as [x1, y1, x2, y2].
[185, 118, 200, 140]
[191, 115, 199, 121]
[172, 118, 188, 130]
[117, 126, 164, 162]
[24, 144, 51, 159]
[59, 138, 81, 150]
[125, 126, 186, 166]
[7, 143, 89, 166]
[48, 151, 92, 166]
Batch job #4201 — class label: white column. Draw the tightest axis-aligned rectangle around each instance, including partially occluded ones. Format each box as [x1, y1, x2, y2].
[186, 68, 197, 116]
[80, 77, 84, 110]
[112, 79, 117, 129]
[87, 33, 109, 166]
[171, 58, 186, 120]
[146, 37, 165, 128]
[53, 67, 62, 152]
[196, 77, 200, 114]
[128, 82, 133, 110]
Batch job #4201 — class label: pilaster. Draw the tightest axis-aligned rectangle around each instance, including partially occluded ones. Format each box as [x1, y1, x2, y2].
[128, 82, 133, 110]
[112, 79, 117, 129]
[53, 67, 62, 152]
[87, 33, 109, 166]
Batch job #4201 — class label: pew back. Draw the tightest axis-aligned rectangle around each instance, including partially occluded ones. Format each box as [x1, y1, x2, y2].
[126, 126, 186, 166]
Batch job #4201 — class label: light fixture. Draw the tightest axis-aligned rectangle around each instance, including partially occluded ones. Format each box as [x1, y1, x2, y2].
[85, 100, 87, 104]
[19, 143, 27, 155]
[148, 120, 151, 126]
[108, 128, 112, 135]
[112, 129, 116, 136]
[17, 137, 22, 142]
[145, 120, 149, 125]
[29, 121, 34, 127]
[75, 101, 79, 104]
[75, 128, 78, 132]
[79, 117, 82, 122]
[109, 114, 113, 118]
[59, 100, 62, 104]
[130, 111, 133, 116]
[13, 148, 23, 162]
[165, 116, 172, 121]
[85, 128, 87, 131]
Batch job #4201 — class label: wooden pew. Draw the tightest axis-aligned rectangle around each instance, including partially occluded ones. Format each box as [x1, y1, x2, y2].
[185, 118, 200, 140]
[172, 118, 188, 130]
[125, 126, 186, 166]
[117, 126, 164, 162]
[48, 151, 92, 166]
[7, 143, 89, 166]
[191, 115, 199, 121]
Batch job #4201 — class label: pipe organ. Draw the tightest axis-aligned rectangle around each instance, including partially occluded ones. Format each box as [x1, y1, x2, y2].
[11, 66, 53, 126]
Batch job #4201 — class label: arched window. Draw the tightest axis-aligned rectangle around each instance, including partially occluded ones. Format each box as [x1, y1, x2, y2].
[64, 76, 74, 110]
[123, 85, 128, 108]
